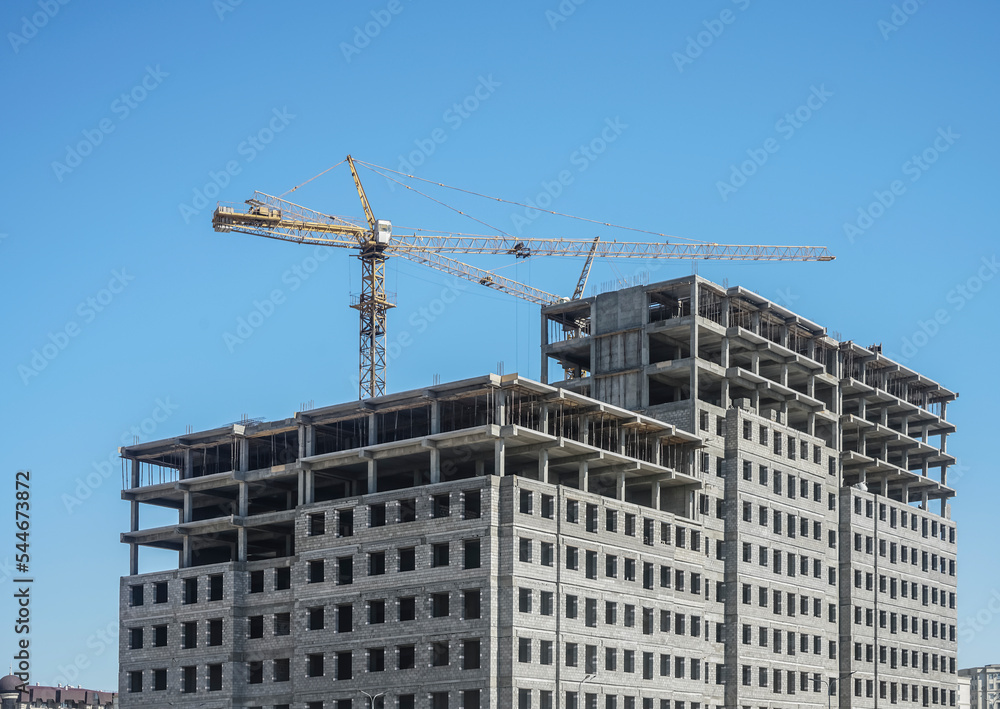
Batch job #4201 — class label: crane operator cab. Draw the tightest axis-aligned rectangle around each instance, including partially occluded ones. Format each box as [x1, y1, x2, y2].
[374, 219, 392, 246]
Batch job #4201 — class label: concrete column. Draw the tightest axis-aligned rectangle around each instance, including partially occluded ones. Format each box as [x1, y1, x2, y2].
[581, 416, 590, 445]
[720, 336, 731, 406]
[539, 449, 550, 484]
[367, 459, 377, 493]
[940, 400, 948, 421]
[430, 447, 441, 484]
[920, 492, 929, 510]
[239, 436, 249, 472]
[183, 449, 192, 481]
[306, 425, 315, 457]
[652, 481, 662, 511]
[431, 401, 441, 434]
[495, 438, 506, 477]
[302, 470, 316, 505]
[578, 461, 589, 492]
[589, 301, 598, 377]
[238, 482, 248, 517]
[616, 470, 626, 501]
[368, 413, 378, 446]
[640, 295, 651, 407]
[129, 460, 139, 575]
[780, 362, 789, 387]
[475, 459, 485, 477]
[807, 412, 816, 438]
[900, 482, 910, 505]
[183, 491, 192, 523]
[298, 424, 307, 460]
[237, 527, 247, 563]
[541, 313, 550, 384]
[181, 536, 191, 569]
[690, 281, 700, 422]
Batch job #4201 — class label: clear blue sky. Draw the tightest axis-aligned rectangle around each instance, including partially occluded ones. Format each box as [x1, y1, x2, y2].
[1, 0, 998, 690]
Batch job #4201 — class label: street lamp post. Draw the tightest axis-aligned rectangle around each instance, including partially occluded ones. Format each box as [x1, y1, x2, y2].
[817, 671, 857, 709]
[576, 673, 597, 708]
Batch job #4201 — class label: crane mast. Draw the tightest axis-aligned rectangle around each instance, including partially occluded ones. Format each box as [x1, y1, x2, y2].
[346, 156, 394, 398]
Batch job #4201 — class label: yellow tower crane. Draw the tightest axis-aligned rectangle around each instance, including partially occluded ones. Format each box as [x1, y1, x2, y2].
[212, 156, 834, 399]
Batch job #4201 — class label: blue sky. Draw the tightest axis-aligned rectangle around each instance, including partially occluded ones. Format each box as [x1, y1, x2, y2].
[1, 0, 998, 690]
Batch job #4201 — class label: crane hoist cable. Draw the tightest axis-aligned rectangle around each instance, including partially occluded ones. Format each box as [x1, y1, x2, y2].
[361, 162, 513, 239]
[354, 158, 706, 244]
[280, 159, 347, 198]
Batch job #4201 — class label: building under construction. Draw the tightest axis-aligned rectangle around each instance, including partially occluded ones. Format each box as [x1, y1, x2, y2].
[118, 275, 959, 709]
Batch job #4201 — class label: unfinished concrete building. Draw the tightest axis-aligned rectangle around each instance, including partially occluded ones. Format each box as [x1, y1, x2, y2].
[119, 274, 959, 709]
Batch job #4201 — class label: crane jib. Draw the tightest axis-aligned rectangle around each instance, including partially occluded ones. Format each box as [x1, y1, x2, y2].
[214, 166, 834, 399]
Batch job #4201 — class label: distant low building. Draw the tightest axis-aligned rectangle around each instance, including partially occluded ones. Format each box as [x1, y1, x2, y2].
[0, 676, 116, 709]
[958, 674, 973, 709]
[960, 665, 1000, 709]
